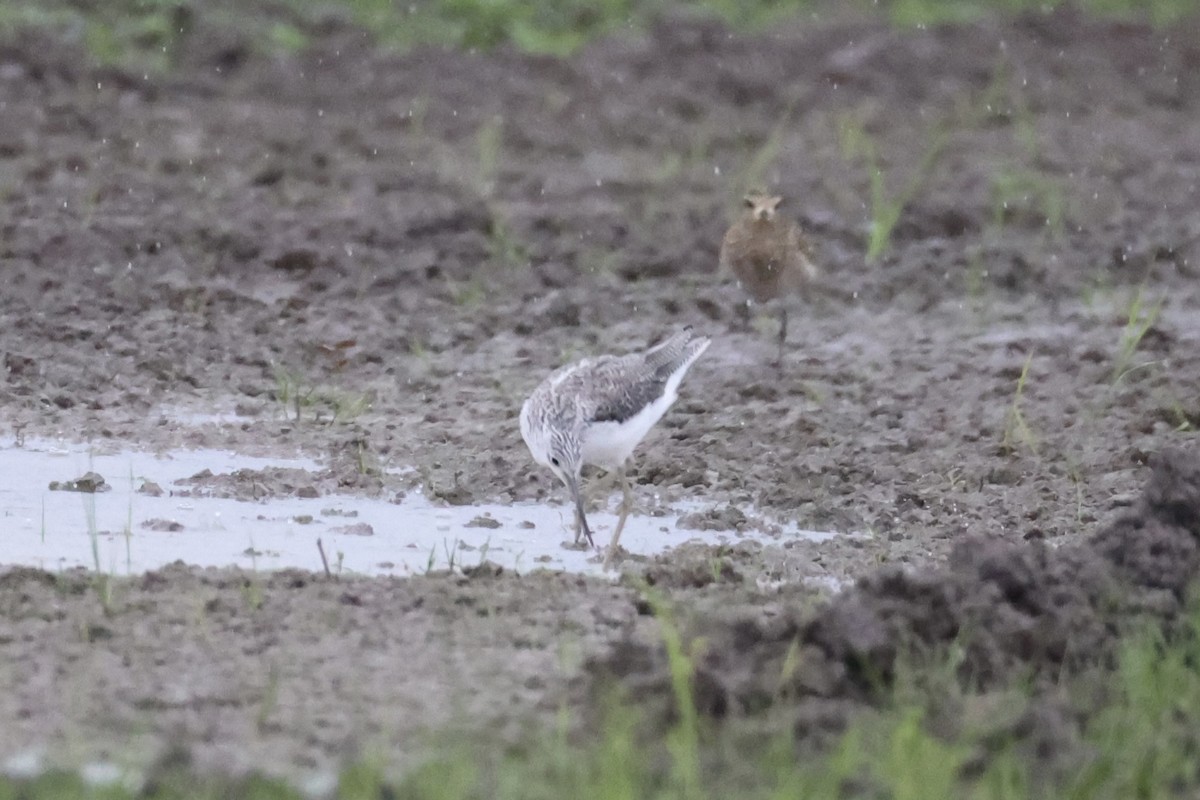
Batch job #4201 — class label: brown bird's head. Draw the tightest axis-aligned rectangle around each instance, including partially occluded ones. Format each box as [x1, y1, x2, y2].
[743, 191, 784, 222]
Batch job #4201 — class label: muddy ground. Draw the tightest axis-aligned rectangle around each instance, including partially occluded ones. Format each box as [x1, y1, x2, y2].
[1, 1, 1199, 784]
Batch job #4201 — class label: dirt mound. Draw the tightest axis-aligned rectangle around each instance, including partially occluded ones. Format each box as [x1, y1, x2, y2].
[592, 446, 1200, 750]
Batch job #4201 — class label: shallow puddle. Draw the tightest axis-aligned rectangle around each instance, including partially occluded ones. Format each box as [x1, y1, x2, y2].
[0, 440, 836, 577]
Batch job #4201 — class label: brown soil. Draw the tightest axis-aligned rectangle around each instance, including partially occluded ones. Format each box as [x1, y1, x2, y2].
[1, 2, 1199, 782]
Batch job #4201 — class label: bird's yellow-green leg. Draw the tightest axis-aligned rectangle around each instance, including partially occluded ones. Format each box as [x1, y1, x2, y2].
[604, 469, 633, 568]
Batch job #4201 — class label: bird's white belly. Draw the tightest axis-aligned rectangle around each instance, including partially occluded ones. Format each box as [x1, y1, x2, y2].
[581, 390, 677, 470]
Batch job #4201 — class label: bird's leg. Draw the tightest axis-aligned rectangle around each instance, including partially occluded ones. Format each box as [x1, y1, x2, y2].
[735, 298, 753, 332]
[774, 304, 788, 370]
[603, 468, 633, 568]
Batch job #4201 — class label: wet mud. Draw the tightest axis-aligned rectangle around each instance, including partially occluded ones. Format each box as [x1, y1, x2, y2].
[1, 0, 1199, 782]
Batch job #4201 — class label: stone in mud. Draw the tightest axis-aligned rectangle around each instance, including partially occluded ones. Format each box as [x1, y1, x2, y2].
[330, 523, 374, 536]
[48, 471, 109, 493]
[270, 248, 319, 273]
[142, 518, 184, 532]
[677, 505, 748, 532]
[4, 353, 35, 377]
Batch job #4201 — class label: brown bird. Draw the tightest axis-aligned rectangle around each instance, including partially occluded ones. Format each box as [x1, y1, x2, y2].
[719, 190, 818, 366]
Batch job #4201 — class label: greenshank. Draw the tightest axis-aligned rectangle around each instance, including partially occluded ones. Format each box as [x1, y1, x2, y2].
[519, 328, 711, 564]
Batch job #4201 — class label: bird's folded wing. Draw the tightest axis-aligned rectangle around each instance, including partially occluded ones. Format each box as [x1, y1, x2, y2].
[582, 358, 669, 425]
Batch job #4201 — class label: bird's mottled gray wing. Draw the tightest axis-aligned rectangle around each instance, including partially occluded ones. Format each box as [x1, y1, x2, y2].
[582, 331, 700, 424]
[585, 359, 671, 424]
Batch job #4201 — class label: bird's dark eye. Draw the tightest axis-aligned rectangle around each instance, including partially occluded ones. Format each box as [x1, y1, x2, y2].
[550, 457, 560, 467]
[743, 197, 755, 208]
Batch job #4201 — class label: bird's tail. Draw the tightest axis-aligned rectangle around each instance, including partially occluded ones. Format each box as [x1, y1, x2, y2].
[645, 328, 711, 376]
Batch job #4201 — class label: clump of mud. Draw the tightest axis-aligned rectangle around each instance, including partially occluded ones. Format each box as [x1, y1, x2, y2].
[172, 439, 409, 500]
[591, 447, 1200, 769]
[48, 471, 110, 493]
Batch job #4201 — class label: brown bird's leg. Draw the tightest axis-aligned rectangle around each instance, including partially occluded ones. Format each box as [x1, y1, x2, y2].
[735, 299, 752, 332]
[603, 468, 632, 568]
[775, 304, 788, 370]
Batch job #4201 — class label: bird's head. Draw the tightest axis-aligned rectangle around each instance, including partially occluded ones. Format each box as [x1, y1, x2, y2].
[520, 401, 584, 493]
[520, 405, 593, 544]
[744, 191, 784, 222]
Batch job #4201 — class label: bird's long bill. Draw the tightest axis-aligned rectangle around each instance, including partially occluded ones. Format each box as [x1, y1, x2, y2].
[566, 473, 595, 548]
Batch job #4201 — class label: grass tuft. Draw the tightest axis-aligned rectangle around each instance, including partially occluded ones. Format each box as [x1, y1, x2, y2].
[1001, 351, 1038, 456]
[838, 112, 950, 262]
[272, 365, 372, 424]
[82, 487, 114, 616]
[1111, 288, 1164, 385]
